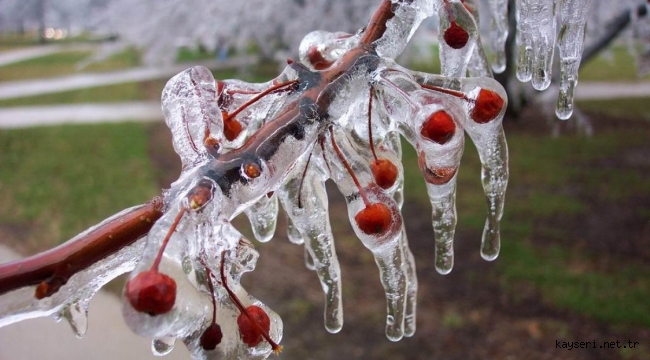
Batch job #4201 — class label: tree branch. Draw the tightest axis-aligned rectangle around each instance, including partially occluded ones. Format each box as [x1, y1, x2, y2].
[0, 196, 164, 298]
[582, 3, 649, 64]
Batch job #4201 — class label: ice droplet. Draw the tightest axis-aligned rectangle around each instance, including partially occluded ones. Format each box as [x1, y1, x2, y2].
[244, 194, 279, 243]
[152, 336, 176, 356]
[555, 0, 592, 119]
[61, 301, 88, 338]
[485, 0, 509, 73]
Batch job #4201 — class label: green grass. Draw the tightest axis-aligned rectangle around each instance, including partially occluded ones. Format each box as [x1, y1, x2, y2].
[0, 50, 92, 81]
[0, 80, 166, 107]
[500, 241, 650, 328]
[580, 46, 650, 82]
[0, 48, 141, 82]
[577, 97, 650, 119]
[176, 46, 217, 63]
[405, 45, 442, 75]
[0, 67, 277, 107]
[0, 33, 41, 52]
[0, 123, 159, 250]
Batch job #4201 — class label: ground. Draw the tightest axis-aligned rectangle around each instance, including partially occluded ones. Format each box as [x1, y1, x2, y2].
[143, 108, 650, 360]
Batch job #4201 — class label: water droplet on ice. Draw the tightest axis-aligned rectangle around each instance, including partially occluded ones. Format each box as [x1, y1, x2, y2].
[62, 302, 88, 338]
[152, 336, 176, 356]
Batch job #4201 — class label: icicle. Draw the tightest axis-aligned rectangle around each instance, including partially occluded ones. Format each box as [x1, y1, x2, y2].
[463, 0, 494, 78]
[438, 0, 478, 78]
[325, 127, 407, 341]
[409, 90, 466, 273]
[152, 336, 176, 356]
[303, 246, 316, 271]
[277, 151, 343, 334]
[399, 229, 418, 337]
[244, 194, 279, 243]
[285, 216, 305, 245]
[515, 0, 534, 82]
[461, 79, 509, 260]
[526, 0, 557, 90]
[61, 300, 89, 338]
[556, 0, 592, 119]
[485, 0, 509, 73]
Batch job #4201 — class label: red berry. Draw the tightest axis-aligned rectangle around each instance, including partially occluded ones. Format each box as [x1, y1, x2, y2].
[306, 45, 333, 70]
[443, 21, 469, 49]
[355, 203, 392, 235]
[223, 118, 243, 141]
[371, 158, 398, 189]
[471, 89, 504, 124]
[420, 110, 456, 145]
[418, 151, 457, 185]
[125, 270, 177, 315]
[200, 323, 223, 351]
[237, 305, 271, 347]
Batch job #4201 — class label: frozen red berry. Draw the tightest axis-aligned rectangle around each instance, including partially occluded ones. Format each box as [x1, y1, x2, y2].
[237, 305, 271, 347]
[200, 323, 223, 350]
[306, 45, 333, 70]
[421, 110, 456, 145]
[443, 21, 469, 49]
[125, 270, 177, 315]
[371, 158, 398, 189]
[471, 89, 504, 124]
[223, 118, 243, 141]
[418, 152, 457, 185]
[355, 203, 392, 235]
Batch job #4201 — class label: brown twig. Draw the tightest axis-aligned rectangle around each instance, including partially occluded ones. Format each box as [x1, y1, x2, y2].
[0, 196, 164, 298]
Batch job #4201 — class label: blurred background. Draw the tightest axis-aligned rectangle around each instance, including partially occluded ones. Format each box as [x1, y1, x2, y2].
[0, 0, 648, 359]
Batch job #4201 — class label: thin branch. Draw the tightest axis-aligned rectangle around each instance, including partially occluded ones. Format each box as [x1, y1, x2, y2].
[0, 196, 164, 298]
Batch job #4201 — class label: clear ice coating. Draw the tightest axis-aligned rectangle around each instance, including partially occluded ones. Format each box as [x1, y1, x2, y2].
[556, 0, 592, 119]
[485, 0, 510, 73]
[516, 0, 557, 89]
[437, 0, 479, 78]
[0, 0, 602, 357]
[510, 0, 594, 118]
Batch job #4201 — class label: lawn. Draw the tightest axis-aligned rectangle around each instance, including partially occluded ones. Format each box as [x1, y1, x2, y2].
[0, 123, 159, 251]
[0, 48, 141, 82]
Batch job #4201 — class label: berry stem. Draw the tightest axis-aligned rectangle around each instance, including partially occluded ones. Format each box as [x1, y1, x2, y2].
[419, 83, 470, 102]
[367, 87, 379, 162]
[219, 251, 282, 353]
[378, 76, 420, 108]
[151, 208, 187, 272]
[297, 152, 313, 209]
[223, 80, 298, 122]
[442, 0, 456, 22]
[203, 264, 218, 325]
[328, 127, 371, 207]
[319, 138, 332, 175]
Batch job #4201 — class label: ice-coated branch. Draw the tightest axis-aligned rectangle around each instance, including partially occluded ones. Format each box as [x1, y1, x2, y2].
[0, 0, 601, 358]
[0, 196, 164, 298]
